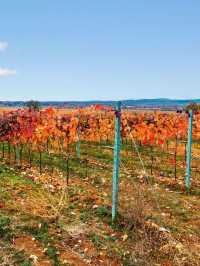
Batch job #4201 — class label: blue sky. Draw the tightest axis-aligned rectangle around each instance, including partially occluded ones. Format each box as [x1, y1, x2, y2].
[0, 0, 200, 101]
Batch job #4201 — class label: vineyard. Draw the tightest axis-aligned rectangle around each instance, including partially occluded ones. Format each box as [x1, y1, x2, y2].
[1, 105, 200, 182]
[0, 105, 200, 265]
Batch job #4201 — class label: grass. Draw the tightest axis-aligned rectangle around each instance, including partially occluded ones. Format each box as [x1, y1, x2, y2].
[0, 141, 200, 265]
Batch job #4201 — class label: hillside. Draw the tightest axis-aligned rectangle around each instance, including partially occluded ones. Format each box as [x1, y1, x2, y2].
[1, 98, 200, 109]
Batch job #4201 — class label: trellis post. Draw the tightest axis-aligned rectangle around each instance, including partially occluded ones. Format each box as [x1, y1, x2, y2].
[185, 110, 193, 193]
[112, 101, 121, 221]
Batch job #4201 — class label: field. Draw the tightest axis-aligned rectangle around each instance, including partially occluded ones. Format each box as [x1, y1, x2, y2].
[0, 106, 200, 266]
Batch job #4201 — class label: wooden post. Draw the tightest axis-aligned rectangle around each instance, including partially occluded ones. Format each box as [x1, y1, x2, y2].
[150, 145, 154, 175]
[2, 142, 5, 159]
[66, 155, 69, 185]
[112, 101, 121, 221]
[185, 110, 193, 193]
[76, 113, 81, 159]
[39, 151, 42, 174]
[174, 136, 178, 180]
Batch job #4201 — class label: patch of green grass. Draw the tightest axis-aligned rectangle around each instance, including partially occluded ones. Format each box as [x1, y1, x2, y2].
[12, 250, 31, 265]
[21, 222, 61, 265]
[22, 222, 50, 245]
[105, 235, 117, 242]
[21, 260, 33, 266]
[80, 212, 89, 223]
[88, 232, 103, 248]
[0, 213, 14, 241]
[95, 205, 110, 217]
[46, 246, 60, 265]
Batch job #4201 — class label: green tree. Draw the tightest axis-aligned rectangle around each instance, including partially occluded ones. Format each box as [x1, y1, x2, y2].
[25, 100, 40, 111]
[185, 102, 200, 113]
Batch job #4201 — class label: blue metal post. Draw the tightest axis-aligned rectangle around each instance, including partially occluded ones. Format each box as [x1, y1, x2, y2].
[185, 110, 193, 193]
[112, 101, 121, 221]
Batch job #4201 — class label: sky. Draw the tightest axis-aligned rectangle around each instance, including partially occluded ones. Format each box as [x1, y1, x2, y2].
[0, 0, 200, 101]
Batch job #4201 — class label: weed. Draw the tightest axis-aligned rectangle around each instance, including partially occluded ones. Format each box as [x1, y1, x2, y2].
[0, 214, 13, 241]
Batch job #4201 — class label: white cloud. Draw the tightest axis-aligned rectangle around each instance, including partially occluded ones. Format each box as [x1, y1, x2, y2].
[0, 41, 8, 52]
[0, 67, 17, 77]
[0, 41, 17, 77]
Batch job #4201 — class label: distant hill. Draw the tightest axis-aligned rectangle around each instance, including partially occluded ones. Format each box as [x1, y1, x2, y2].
[122, 99, 200, 108]
[0, 98, 200, 109]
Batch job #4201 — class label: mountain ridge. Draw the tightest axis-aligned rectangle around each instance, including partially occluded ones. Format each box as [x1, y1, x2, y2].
[0, 98, 200, 108]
